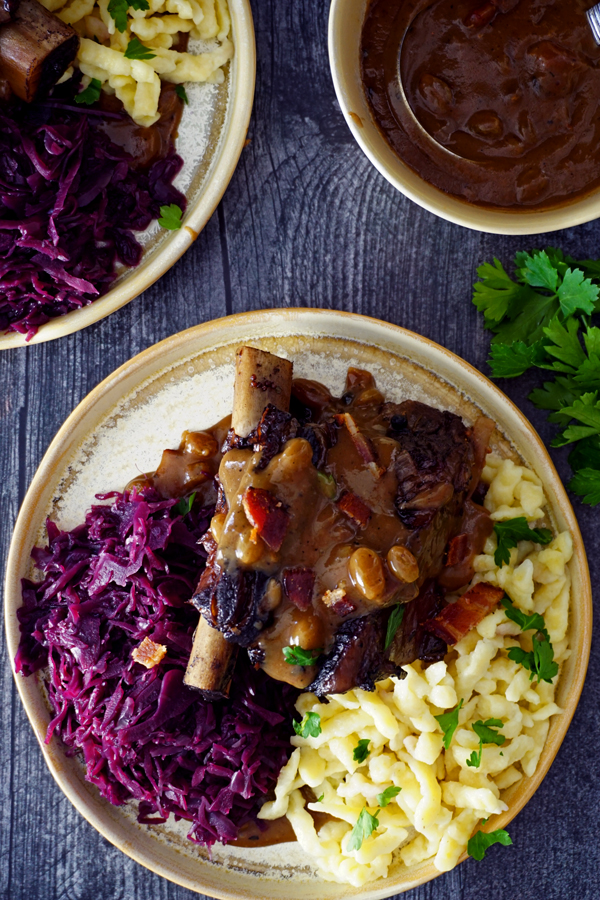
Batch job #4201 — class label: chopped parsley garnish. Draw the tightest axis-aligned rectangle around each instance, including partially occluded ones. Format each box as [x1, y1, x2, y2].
[493, 517, 552, 566]
[317, 470, 337, 498]
[173, 492, 195, 517]
[108, 0, 149, 32]
[467, 827, 513, 861]
[282, 645, 322, 666]
[472, 247, 600, 505]
[316, 793, 324, 802]
[347, 807, 380, 852]
[502, 596, 559, 685]
[175, 84, 189, 104]
[434, 698, 463, 750]
[353, 739, 371, 764]
[377, 786, 401, 807]
[292, 712, 321, 739]
[466, 719, 505, 769]
[384, 604, 405, 650]
[124, 36, 156, 60]
[158, 204, 183, 230]
[75, 78, 102, 105]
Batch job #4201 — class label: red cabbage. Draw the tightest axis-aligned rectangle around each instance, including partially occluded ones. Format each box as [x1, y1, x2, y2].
[16, 490, 298, 846]
[0, 86, 187, 341]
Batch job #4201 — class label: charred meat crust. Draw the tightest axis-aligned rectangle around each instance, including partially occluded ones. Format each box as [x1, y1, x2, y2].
[192, 566, 271, 647]
[388, 580, 447, 666]
[308, 611, 402, 696]
[223, 403, 337, 471]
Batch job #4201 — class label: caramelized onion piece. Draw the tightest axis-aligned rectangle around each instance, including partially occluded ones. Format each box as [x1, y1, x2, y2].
[0, 0, 79, 102]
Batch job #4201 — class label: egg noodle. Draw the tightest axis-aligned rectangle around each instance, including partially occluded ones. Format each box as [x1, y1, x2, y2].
[39, 0, 232, 126]
[259, 453, 572, 886]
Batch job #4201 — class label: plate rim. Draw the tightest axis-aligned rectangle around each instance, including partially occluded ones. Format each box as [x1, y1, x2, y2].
[0, 0, 256, 350]
[4, 308, 593, 898]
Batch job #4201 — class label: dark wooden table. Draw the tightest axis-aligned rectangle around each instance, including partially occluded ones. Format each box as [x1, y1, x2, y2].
[1, 2, 598, 898]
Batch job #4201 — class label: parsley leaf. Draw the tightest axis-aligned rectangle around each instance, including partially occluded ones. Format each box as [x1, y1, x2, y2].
[501, 596, 547, 636]
[468, 828, 513, 861]
[108, 0, 149, 31]
[173, 492, 196, 517]
[175, 84, 189, 104]
[377, 786, 401, 807]
[488, 340, 547, 378]
[317, 470, 337, 498]
[467, 719, 505, 768]
[434, 698, 464, 750]
[282, 646, 322, 666]
[347, 807, 380, 852]
[124, 36, 156, 60]
[472, 258, 535, 326]
[75, 78, 102, 105]
[353, 739, 371, 764]
[515, 249, 559, 292]
[158, 204, 183, 230]
[384, 604, 404, 650]
[292, 711, 321, 739]
[557, 268, 598, 317]
[552, 392, 600, 446]
[569, 467, 600, 505]
[316, 793, 324, 802]
[507, 633, 559, 685]
[493, 517, 552, 566]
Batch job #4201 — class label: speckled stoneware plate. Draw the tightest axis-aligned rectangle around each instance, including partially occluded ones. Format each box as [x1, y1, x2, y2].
[0, 0, 255, 350]
[5, 309, 592, 898]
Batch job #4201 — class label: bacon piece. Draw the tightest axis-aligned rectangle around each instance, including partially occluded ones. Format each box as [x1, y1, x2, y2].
[426, 583, 504, 644]
[282, 567, 315, 611]
[132, 637, 167, 669]
[337, 490, 372, 528]
[337, 412, 384, 479]
[321, 586, 355, 617]
[445, 533, 469, 567]
[242, 486, 290, 551]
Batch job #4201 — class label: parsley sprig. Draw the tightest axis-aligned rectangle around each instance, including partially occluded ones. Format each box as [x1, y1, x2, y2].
[467, 827, 513, 860]
[347, 807, 380, 852]
[108, 0, 149, 32]
[473, 248, 600, 504]
[384, 604, 404, 650]
[377, 785, 401, 806]
[124, 36, 156, 60]
[173, 492, 196, 517]
[466, 718, 505, 768]
[292, 711, 321, 739]
[493, 517, 552, 566]
[158, 204, 183, 230]
[502, 596, 559, 685]
[353, 739, 371, 764]
[75, 78, 102, 105]
[434, 698, 463, 750]
[282, 645, 322, 666]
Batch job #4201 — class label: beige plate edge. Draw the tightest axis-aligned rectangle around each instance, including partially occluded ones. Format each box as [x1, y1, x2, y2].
[4, 308, 593, 899]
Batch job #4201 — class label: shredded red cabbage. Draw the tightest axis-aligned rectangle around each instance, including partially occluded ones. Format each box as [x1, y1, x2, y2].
[16, 490, 298, 846]
[0, 89, 186, 340]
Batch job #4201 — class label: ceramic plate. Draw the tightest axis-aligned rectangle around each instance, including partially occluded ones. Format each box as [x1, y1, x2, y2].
[5, 309, 592, 898]
[0, 0, 255, 350]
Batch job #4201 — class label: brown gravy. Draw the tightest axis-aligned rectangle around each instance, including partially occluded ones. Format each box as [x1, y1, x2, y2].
[362, 0, 600, 208]
[98, 82, 184, 169]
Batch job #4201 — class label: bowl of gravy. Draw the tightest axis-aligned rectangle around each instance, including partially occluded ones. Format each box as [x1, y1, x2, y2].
[329, 0, 600, 233]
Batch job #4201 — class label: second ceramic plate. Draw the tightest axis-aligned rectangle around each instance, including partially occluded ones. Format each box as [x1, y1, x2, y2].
[0, 0, 255, 350]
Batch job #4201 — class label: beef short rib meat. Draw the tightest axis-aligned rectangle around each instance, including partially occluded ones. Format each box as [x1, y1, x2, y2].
[308, 611, 402, 695]
[383, 400, 477, 583]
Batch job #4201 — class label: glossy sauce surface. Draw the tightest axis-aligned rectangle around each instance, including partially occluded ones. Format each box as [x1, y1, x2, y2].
[97, 82, 184, 169]
[362, 0, 600, 208]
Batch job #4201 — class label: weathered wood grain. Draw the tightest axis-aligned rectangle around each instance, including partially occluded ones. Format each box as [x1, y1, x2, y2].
[1, 0, 599, 897]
